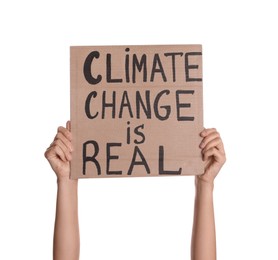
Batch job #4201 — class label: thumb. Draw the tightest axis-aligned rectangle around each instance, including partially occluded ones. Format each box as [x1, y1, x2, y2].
[66, 120, 71, 132]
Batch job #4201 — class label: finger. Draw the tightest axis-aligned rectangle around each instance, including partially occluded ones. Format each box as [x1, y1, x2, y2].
[52, 139, 72, 161]
[200, 127, 217, 137]
[57, 126, 72, 141]
[203, 147, 226, 164]
[55, 132, 73, 152]
[54, 144, 68, 162]
[199, 131, 220, 148]
[44, 146, 52, 160]
[45, 142, 67, 162]
[202, 137, 224, 153]
[66, 120, 71, 132]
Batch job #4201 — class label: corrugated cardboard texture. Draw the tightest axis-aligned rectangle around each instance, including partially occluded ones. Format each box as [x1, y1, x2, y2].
[70, 45, 204, 179]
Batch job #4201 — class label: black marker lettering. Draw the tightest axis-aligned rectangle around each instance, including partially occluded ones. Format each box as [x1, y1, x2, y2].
[85, 91, 99, 119]
[154, 90, 171, 120]
[136, 90, 151, 119]
[119, 90, 133, 118]
[125, 48, 130, 83]
[83, 51, 102, 85]
[128, 146, 150, 175]
[176, 90, 195, 121]
[83, 141, 101, 175]
[159, 146, 182, 175]
[134, 124, 145, 144]
[150, 54, 167, 82]
[106, 54, 123, 83]
[185, 52, 202, 82]
[132, 54, 147, 83]
[164, 52, 183, 82]
[106, 143, 122, 175]
[102, 91, 116, 119]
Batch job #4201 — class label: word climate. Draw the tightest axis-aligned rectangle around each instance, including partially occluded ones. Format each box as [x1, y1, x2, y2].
[83, 48, 202, 84]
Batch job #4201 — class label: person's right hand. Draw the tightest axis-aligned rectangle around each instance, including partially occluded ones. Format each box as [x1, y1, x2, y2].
[44, 121, 73, 179]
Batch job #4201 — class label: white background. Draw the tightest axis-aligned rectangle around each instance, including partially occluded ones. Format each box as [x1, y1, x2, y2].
[1, 0, 277, 259]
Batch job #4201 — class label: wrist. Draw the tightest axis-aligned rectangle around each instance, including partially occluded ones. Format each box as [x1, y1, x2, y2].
[57, 176, 78, 186]
[195, 176, 214, 192]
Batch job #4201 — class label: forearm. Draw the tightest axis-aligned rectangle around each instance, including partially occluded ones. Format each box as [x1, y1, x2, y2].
[191, 179, 216, 260]
[54, 178, 79, 260]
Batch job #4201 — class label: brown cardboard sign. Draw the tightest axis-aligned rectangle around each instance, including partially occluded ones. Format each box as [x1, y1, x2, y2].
[70, 45, 204, 179]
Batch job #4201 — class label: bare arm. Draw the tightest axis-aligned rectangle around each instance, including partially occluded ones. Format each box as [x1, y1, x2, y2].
[191, 128, 226, 260]
[45, 121, 80, 260]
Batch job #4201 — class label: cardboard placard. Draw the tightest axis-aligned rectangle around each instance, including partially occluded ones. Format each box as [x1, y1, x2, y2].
[70, 45, 204, 179]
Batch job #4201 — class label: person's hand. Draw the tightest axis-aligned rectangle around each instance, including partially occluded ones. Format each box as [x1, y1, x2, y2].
[45, 121, 73, 180]
[197, 128, 226, 184]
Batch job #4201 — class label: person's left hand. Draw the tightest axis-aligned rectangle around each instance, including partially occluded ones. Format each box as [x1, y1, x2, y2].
[197, 128, 226, 184]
